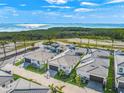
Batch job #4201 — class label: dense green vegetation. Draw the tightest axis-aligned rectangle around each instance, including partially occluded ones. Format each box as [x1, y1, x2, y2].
[0, 27, 124, 41]
[54, 69, 86, 87]
[104, 55, 116, 93]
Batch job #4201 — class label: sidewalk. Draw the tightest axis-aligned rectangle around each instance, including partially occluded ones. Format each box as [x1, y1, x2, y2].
[1, 64, 102, 93]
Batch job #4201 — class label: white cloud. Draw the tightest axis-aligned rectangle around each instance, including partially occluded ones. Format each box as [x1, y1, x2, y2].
[45, 0, 68, 4]
[20, 4, 27, 7]
[80, 2, 99, 6]
[63, 14, 85, 19]
[63, 15, 73, 18]
[0, 3, 7, 6]
[42, 5, 71, 9]
[106, 0, 124, 4]
[74, 8, 93, 12]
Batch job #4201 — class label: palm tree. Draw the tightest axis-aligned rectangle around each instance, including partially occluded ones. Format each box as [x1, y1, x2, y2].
[88, 37, 90, 48]
[49, 84, 65, 93]
[11, 39, 17, 65]
[47, 35, 52, 44]
[13, 40, 17, 56]
[95, 37, 98, 48]
[111, 38, 114, 51]
[56, 85, 65, 93]
[0, 41, 7, 60]
[31, 42, 35, 50]
[19, 34, 27, 53]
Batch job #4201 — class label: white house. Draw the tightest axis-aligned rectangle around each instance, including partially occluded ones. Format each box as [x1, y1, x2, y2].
[49, 48, 88, 75]
[114, 50, 124, 93]
[77, 49, 110, 84]
[24, 48, 56, 68]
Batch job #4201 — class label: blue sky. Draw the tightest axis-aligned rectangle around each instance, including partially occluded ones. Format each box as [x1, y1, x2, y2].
[0, 0, 124, 23]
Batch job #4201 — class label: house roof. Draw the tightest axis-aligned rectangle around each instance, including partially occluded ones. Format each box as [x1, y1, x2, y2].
[0, 70, 13, 85]
[24, 48, 56, 62]
[77, 52, 110, 79]
[8, 78, 50, 93]
[115, 53, 124, 65]
[49, 53, 81, 67]
[115, 52, 124, 83]
[92, 49, 110, 58]
[117, 76, 124, 83]
[49, 48, 87, 67]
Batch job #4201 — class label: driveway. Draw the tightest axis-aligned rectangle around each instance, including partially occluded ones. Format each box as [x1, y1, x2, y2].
[2, 64, 102, 93]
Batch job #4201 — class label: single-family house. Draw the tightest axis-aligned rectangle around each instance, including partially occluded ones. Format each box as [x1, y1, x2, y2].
[0, 70, 13, 88]
[114, 50, 124, 93]
[49, 48, 88, 75]
[23, 47, 56, 68]
[77, 49, 110, 85]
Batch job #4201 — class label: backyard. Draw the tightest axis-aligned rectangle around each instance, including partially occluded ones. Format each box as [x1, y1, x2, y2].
[25, 64, 48, 74]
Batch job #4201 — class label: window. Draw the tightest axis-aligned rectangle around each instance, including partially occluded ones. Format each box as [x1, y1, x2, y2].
[63, 67, 66, 69]
[119, 68, 123, 73]
[2, 84, 5, 87]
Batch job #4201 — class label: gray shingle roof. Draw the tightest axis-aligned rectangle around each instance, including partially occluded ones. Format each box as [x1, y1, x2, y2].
[8, 78, 50, 93]
[49, 48, 87, 67]
[77, 50, 110, 78]
[0, 70, 13, 85]
[24, 48, 56, 62]
[49, 53, 81, 67]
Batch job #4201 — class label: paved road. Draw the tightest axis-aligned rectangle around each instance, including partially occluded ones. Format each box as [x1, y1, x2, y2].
[0, 41, 41, 67]
[2, 64, 102, 93]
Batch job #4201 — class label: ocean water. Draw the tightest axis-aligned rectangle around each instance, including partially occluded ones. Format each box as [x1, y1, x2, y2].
[0, 23, 124, 32]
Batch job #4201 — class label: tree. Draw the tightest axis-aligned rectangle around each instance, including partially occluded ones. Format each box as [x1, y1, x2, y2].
[31, 42, 35, 50]
[19, 34, 27, 53]
[87, 37, 90, 48]
[47, 35, 52, 44]
[95, 37, 98, 48]
[12, 40, 17, 56]
[111, 38, 114, 50]
[58, 69, 65, 78]
[75, 75, 81, 86]
[49, 84, 65, 93]
[56, 85, 65, 93]
[70, 70, 77, 82]
[0, 41, 7, 60]
[12, 40, 17, 65]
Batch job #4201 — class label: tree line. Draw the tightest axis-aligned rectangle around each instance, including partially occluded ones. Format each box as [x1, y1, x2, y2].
[0, 27, 124, 41]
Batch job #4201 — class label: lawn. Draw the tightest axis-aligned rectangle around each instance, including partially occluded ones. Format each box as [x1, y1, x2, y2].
[15, 58, 24, 66]
[25, 64, 47, 74]
[13, 74, 41, 85]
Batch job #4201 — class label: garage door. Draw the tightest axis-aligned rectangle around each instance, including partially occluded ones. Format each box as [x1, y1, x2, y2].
[118, 82, 124, 88]
[90, 75, 104, 83]
[49, 65, 58, 71]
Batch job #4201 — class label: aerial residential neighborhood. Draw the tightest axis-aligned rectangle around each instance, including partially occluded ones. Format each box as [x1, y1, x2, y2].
[0, 40, 122, 93]
[0, 0, 124, 93]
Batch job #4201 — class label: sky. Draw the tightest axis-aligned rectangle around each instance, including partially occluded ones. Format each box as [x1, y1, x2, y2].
[0, 0, 124, 23]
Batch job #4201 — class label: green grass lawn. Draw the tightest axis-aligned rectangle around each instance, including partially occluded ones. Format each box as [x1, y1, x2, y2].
[104, 55, 116, 93]
[25, 64, 47, 74]
[13, 74, 41, 85]
[15, 58, 24, 66]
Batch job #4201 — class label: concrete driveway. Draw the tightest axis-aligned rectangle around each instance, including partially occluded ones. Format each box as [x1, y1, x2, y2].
[2, 64, 102, 93]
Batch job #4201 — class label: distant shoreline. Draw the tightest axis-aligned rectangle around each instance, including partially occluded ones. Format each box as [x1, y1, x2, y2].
[0, 23, 124, 32]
